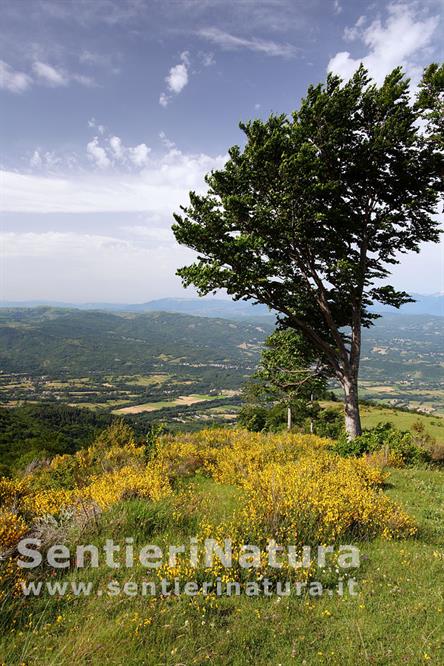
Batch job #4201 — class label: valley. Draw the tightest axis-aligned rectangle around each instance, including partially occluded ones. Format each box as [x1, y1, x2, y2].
[0, 307, 443, 424]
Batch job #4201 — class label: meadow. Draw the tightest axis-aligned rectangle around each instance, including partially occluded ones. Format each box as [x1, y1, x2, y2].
[1, 424, 443, 665]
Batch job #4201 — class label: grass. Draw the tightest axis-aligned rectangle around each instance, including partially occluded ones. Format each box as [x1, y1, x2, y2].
[322, 401, 444, 443]
[360, 405, 444, 442]
[1, 466, 443, 665]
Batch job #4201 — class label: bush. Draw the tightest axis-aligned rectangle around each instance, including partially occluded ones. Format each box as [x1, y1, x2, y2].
[333, 422, 432, 466]
[313, 408, 344, 439]
[237, 405, 268, 432]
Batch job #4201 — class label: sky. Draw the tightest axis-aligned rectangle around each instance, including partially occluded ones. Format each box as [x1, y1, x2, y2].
[1, 0, 443, 303]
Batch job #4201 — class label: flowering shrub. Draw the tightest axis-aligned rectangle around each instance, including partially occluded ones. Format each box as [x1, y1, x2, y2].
[0, 511, 28, 600]
[150, 429, 416, 590]
[208, 431, 331, 485]
[21, 488, 75, 518]
[81, 462, 172, 510]
[0, 425, 417, 598]
[154, 428, 331, 484]
[238, 453, 416, 544]
[0, 477, 28, 510]
[0, 511, 27, 553]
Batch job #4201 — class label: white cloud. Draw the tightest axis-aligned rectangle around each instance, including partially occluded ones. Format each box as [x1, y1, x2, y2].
[88, 118, 105, 134]
[121, 225, 174, 243]
[86, 137, 111, 169]
[198, 27, 298, 58]
[32, 61, 68, 86]
[167, 61, 188, 94]
[29, 150, 42, 168]
[159, 51, 190, 107]
[109, 135, 124, 159]
[32, 61, 95, 87]
[79, 50, 120, 74]
[0, 60, 32, 93]
[106, 136, 151, 166]
[128, 143, 150, 167]
[333, 1, 342, 15]
[328, 3, 440, 84]
[343, 15, 366, 42]
[0, 150, 227, 214]
[159, 131, 175, 150]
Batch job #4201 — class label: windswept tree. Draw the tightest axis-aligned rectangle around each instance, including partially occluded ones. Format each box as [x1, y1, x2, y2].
[173, 65, 443, 439]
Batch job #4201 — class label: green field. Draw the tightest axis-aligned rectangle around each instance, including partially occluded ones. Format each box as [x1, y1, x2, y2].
[323, 401, 444, 443]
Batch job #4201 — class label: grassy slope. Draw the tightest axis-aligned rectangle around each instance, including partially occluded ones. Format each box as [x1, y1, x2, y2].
[2, 468, 443, 665]
[322, 401, 444, 443]
[360, 405, 444, 441]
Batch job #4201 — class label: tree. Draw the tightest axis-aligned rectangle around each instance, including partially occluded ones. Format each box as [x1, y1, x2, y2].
[173, 65, 443, 439]
[251, 329, 328, 430]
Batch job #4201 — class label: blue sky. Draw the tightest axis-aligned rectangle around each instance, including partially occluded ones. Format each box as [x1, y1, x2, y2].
[1, 0, 443, 302]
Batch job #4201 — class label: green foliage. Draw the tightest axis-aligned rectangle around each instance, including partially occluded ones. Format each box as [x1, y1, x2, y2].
[173, 64, 443, 437]
[0, 403, 113, 475]
[312, 407, 344, 439]
[255, 329, 328, 402]
[333, 422, 432, 465]
[237, 404, 268, 432]
[239, 329, 329, 431]
[416, 63, 444, 150]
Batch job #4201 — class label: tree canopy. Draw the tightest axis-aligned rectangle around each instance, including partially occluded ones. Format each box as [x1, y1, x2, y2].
[173, 65, 443, 438]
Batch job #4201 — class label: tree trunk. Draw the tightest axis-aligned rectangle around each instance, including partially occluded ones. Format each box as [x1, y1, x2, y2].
[309, 393, 314, 433]
[287, 405, 292, 431]
[342, 375, 362, 440]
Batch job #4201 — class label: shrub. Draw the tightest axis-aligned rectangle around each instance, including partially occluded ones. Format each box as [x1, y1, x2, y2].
[333, 422, 431, 466]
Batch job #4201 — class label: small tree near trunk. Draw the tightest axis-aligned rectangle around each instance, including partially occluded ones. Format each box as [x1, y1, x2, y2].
[173, 65, 443, 439]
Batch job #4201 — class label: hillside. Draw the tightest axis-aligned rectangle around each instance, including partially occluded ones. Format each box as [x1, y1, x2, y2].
[1, 426, 443, 664]
[0, 307, 272, 374]
[1, 308, 443, 417]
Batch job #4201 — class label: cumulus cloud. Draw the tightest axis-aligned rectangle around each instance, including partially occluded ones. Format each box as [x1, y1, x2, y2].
[128, 143, 150, 167]
[87, 137, 111, 168]
[328, 3, 440, 84]
[109, 135, 124, 159]
[198, 27, 298, 58]
[28, 149, 64, 171]
[159, 51, 190, 107]
[166, 52, 189, 93]
[0, 60, 32, 93]
[106, 136, 151, 166]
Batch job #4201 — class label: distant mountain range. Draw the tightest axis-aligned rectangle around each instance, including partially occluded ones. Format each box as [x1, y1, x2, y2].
[1, 293, 443, 318]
